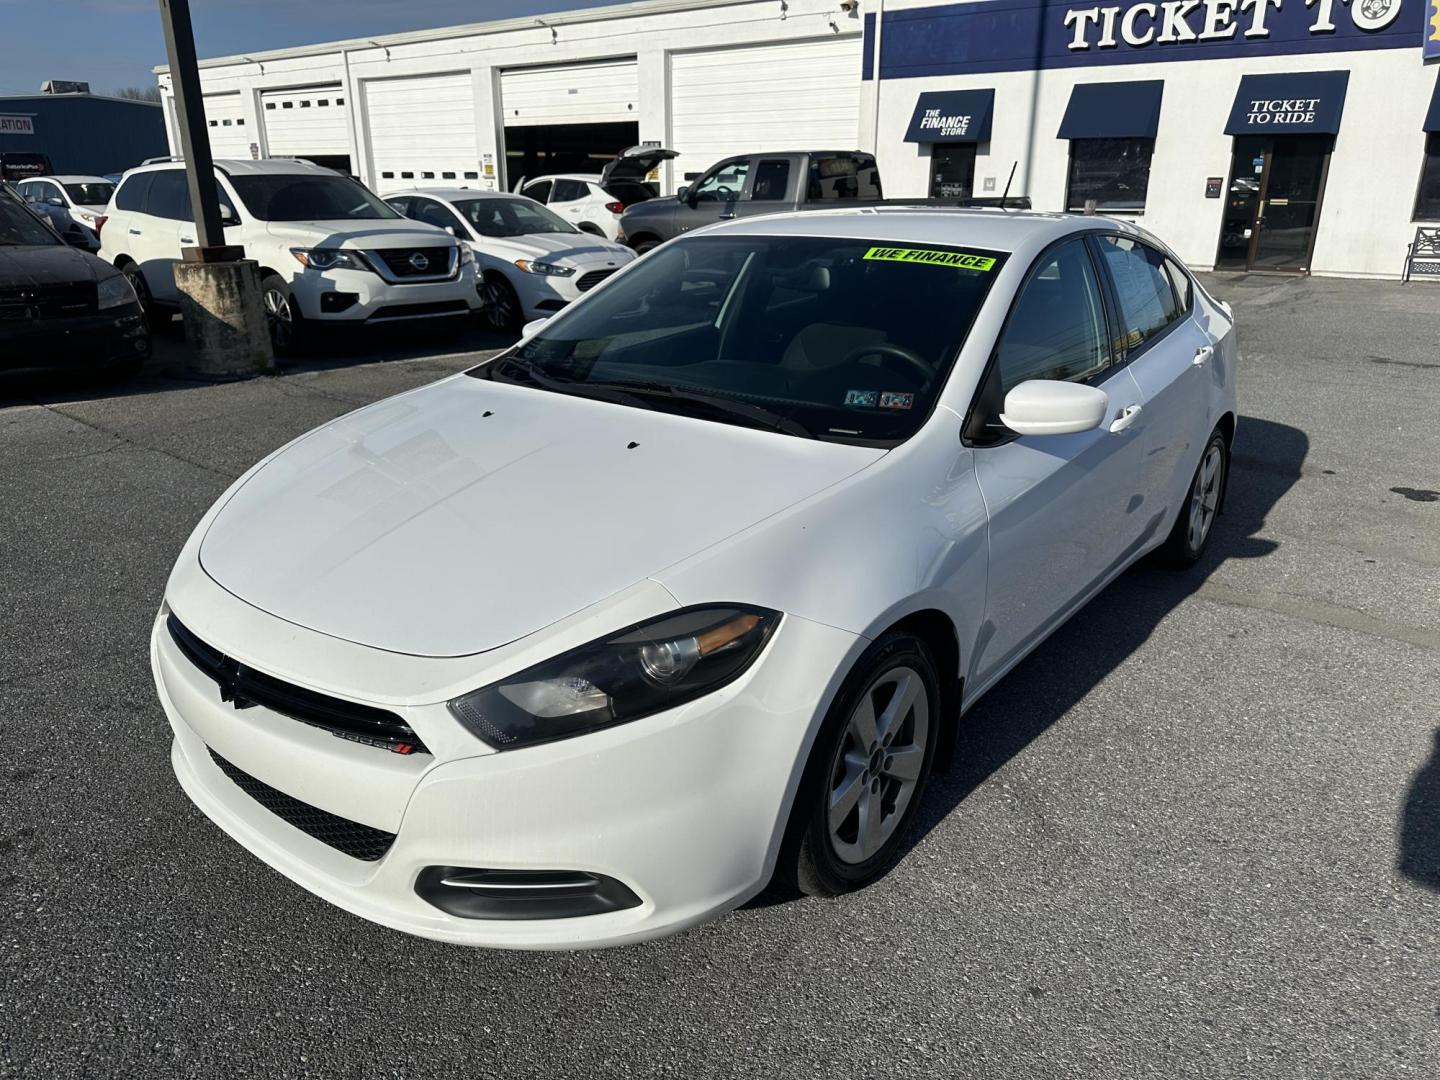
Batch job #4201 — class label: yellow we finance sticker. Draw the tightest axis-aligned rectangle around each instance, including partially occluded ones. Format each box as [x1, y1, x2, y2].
[863, 246, 996, 271]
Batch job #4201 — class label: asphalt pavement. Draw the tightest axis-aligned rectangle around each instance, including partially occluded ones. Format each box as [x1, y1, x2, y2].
[1, 276, 1437, 1079]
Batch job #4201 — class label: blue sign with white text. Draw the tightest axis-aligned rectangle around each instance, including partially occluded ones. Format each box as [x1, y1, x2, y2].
[862, 0, 1422, 80]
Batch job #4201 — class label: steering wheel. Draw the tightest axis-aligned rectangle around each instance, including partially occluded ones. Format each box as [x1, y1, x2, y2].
[713, 185, 733, 199]
[841, 342, 931, 385]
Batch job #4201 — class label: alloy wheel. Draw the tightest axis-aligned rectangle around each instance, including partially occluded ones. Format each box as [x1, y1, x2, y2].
[827, 665, 930, 865]
[263, 287, 294, 352]
[480, 278, 518, 332]
[1187, 442, 1224, 552]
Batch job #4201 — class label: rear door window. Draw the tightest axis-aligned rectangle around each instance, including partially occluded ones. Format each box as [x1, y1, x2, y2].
[520, 180, 552, 203]
[145, 170, 191, 220]
[750, 160, 791, 202]
[1095, 235, 1182, 352]
[114, 172, 155, 213]
[550, 179, 588, 203]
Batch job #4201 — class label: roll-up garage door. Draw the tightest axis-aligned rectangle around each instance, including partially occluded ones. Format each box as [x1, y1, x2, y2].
[500, 58, 637, 127]
[201, 94, 251, 160]
[260, 86, 349, 166]
[669, 38, 861, 185]
[366, 72, 479, 186]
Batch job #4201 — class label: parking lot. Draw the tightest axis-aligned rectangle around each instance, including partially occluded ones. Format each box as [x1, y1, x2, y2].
[2, 272, 1437, 1078]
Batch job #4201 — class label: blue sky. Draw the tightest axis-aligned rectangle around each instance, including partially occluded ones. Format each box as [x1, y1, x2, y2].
[0, 0, 619, 97]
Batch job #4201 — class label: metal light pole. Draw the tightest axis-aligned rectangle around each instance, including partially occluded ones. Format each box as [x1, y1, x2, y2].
[155, 0, 272, 375]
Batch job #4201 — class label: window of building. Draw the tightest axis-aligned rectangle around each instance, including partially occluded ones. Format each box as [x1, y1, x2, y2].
[442, 171, 456, 179]
[318, 99, 330, 107]
[750, 159, 791, 201]
[1096, 235, 1182, 352]
[422, 171, 435, 179]
[221, 119, 231, 126]
[336, 97, 345, 106]
[1414, 133, 1440, 221]
[282, 101, 293, 109]
[401, 171, 414, 179]
[265, 102, 276, 110]
[929, 145, 976, 200]
[381, 171, 395, 179]
[299, 100, 311, 108]
[236, 118, 244, 126]
[463, 171, 479, 180]
[1066, 138, 1154, 213]
[994, 239, 1110, 394]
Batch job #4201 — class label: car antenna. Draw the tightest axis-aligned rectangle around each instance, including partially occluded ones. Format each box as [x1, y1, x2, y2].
[1000, 161, 1017, 211]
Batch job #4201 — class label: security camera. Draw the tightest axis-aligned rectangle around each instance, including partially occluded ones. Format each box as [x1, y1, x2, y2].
[839, 0, 860, 12]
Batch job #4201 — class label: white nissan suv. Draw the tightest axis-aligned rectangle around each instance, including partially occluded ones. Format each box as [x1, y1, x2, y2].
[99, 158, 480, 353]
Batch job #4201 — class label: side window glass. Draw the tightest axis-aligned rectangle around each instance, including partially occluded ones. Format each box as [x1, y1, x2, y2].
[1097, 235, 1180, 350]
[749, 160, 790, 202]
[413, 198, 465, 235]
[384, 196, 413, 217]
[551, 179, 587, 203]
[1163, 257, 1192, 312]
[521, 180, 552, 203]
[691, 159, 748, 202]
[145, 170, 190, 221]
[995, 239, 1110, 394]
[807, 156, 863, 200]
[114, 172, 154, 213]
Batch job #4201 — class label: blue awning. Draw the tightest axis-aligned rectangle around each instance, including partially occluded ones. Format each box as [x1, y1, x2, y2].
[1057, 81, 1163, 140]
[1426, 74, 1440, 133]
[1225, 71, 1349, 136]
[904, 90, 994, 143]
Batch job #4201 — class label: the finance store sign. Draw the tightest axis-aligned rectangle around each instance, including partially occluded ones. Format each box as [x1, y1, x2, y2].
[863, 0, 1429, 78]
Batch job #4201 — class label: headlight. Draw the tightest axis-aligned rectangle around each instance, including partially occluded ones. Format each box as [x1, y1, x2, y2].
[449, 606, 780, 751]
[290, 248, 368, 272]
[513, 258, 574, 277]
[96, 273, 137, 310]
[458, 244, 474, 266]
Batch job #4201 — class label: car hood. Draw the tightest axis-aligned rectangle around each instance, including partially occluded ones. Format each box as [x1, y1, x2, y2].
[0, 243, 106, 288]
[198, 375, 883, 657]
[473, 232, 631, 265]
[263, 221, 453, 250]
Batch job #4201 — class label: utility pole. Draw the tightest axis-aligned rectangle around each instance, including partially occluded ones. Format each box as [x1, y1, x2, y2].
[155, 0, 272, 376]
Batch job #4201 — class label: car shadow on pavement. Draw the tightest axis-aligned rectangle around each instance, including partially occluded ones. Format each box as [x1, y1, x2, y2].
[0, 316, 516, 410]
[900, 414, 1309, 862]
[1399, 731, 1440, 891]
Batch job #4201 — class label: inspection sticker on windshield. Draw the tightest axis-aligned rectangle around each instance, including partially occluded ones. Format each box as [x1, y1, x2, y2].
[879, 392, 914, 410]
[844, 390, 879, 407]
[863, 246, 996, 271]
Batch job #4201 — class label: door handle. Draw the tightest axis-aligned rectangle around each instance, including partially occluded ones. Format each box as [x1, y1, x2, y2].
[1109, 404, 1142, 434]
[718, 212, 736, 220]
[128, 228, 142, 235]
[180, 236, 194, 244]
[1193, 345, 1214, 367]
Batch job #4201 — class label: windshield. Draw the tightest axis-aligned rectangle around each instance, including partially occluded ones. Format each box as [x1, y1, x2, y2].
[456, 198, 578, 237]
[228, 175, 399, 222]
[64, 182, 114, 206]
[0, 193, 59, 246]
[480, 234, 1007, 443]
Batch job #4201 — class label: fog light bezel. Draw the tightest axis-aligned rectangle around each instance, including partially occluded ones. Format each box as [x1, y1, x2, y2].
[414, 866, 643, 921]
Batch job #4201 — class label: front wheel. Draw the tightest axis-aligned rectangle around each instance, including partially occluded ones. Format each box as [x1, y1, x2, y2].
[776, 632, 940, 897]
[260, 274, 305, 358]
[123, 264, 169, 332]
[1159, 429, 1229, 567]
[478, 272, 522, 334]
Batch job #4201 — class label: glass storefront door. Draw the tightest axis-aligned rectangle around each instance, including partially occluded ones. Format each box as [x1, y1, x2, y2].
[1215, 135, 1332, 273]
[929, 144, 976, 199]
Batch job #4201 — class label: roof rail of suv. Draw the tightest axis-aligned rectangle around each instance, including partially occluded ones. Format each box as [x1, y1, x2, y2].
[139, 155, 234, 178]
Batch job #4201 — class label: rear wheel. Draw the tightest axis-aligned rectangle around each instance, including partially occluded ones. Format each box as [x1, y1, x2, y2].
[777, 632, 940, 897]
[1160, 429, 1228, 567]
[478, 272, 522, 334]
[260, 274, 305, 357]
[630, 235, 661, 255]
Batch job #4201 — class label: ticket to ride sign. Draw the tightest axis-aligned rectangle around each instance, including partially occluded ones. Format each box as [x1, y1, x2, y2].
[1427, 0, 1440, 59]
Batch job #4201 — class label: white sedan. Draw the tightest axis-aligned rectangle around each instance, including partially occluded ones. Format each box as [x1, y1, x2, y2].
[14, 174, 115, 251]
[384, 188, 633, 333]
[151, 209, 1236, 949]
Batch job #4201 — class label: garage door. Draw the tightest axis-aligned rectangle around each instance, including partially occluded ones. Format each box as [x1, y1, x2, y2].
[200, 94, 251, 160]
[669, 38, 862, 186]
[260, 86, 349, 160]
[500, 59, 637, 127]
[365, 71, 479, 187]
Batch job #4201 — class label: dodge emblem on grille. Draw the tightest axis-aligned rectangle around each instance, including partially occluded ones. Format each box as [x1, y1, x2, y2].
[408, 252, 430, 271]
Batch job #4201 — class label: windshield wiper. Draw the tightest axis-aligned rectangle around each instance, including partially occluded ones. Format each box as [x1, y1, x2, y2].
[581, 379, 813, 439]
[488, 355, 655, 412]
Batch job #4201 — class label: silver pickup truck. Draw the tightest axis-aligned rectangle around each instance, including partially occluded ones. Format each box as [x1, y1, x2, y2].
[616, 151, 883, 254]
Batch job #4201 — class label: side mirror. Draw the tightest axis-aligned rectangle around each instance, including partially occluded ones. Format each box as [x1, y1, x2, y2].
[47, 197, 65, 207]
[676, 185, 689, 202]
[520, 317, 549, 339]
[998, 380, 1108, 436]
[219, 204, 239, 226]
[444, 225, 456, 237]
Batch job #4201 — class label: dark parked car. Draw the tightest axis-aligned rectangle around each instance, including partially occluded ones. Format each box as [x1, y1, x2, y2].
[0, 184, 149, 381]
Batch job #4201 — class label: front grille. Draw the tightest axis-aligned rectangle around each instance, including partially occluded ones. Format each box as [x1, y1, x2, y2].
[167, 614, 428, 755]
[375, 246, 453, 278]
[0, 282, 96, 321]
[208, 749, 396, 862]
[575, 268, 619, 292]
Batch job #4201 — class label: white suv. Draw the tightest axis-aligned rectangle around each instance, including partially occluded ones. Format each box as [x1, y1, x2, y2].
[99, 158, 480, 353]
[516, 145, 676, 241]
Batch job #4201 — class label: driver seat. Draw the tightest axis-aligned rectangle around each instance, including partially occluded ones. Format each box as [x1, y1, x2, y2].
[780, 323, 889, 373]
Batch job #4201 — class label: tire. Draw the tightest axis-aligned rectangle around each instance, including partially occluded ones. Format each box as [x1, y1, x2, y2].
[478, 272, 522, 334]
[260, 274, 305, 357]
[630, 236, 661, 255]
[1159, 428, 1229, 567]
[122, 263, 169, 332]
[777, 631, 941, 897]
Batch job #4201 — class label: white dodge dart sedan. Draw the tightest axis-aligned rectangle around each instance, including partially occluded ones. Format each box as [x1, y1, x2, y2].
[152, 208, 1237, 949]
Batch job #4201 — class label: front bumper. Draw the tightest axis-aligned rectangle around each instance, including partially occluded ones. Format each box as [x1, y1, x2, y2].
[0, 305, 148, 373]
[152, 603, 858, 949]
[288, 263, 481, 324]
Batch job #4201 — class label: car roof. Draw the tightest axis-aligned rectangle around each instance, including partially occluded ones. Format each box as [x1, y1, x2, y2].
[124, 157, 339, 177]
[521, 174, 600, 184]
[388, 188, 526, 202]
[39, 175, 112, 184]
[704, 206, 1145, 255]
